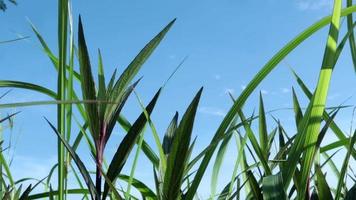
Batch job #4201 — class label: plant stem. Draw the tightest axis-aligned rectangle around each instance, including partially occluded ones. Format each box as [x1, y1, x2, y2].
[57, 0, 68, 199]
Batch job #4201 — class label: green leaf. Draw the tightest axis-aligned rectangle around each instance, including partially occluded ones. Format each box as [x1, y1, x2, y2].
[263, 173, 288, 200]
[292, 88, 303, 128]
[210, 124, 233, 199]
[103, 89, 161, 199]
[28, 189, 89, 199]
[285, 2, 343, 196]
[345, 184, 356, 200]
[315, 165, 333, 200]
[162, 112, 178, 156]
[292, 70, 356, 158]
[335, 129, 356, 200]
[0, 80, 57, 98]
[247, 171, 262, 200]
[105, 19, 176, 124]
[259, 92, 268, 157]
[347, 0, 356, 73]
[162, 88, 203, 200]
[78, 16, 100, 141]
[118, 175, 157, 199]
[19, 184, 32, 200]
[45, 118, 98, 200]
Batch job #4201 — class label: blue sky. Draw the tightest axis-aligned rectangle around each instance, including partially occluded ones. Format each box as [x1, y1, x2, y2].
[1, 0, 356, 198]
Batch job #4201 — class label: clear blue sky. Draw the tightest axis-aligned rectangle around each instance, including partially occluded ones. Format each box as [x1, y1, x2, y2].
[1, 0, 356, 198]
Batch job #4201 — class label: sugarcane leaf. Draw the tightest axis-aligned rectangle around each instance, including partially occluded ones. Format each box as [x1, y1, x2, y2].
[118, 175, 157, 199]
[78, 16, 100, 141]
[345, 184, 356, 200]
[315, 165, 333, 200]
[19, 184, 32, 200]
[103, 89, 161, 199]
[262, 173, 288, 200]
[45, 118, 98, 200]
[0, 80, 57, 99]
[163, 88, 203, 200]
[162, 112, 178, 156]
[105, 19, 175, 123]
[258, 92, 268, 156]
[335, 129, 356, 200]
[247, 171, 262, 200]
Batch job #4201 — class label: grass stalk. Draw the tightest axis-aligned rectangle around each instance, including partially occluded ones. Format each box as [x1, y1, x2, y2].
[57, 0, 69, 199]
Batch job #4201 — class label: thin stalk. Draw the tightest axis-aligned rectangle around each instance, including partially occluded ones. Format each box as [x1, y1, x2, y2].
[57, 0, 68, 199]
[125, 132, 145, 199]
[125, 91, 149, 199]
[95, 141, 103, 199]
[64, 1, 74, 197]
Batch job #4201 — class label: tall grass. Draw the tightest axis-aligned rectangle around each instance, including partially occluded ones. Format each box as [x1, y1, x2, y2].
[1, 0, 356, 199]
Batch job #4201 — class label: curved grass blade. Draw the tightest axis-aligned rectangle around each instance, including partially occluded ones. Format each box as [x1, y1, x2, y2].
[118, 175, 156, 199]
[0, 81, 57, 98]
[28, 189, 89, 199]
[210, 125, 233, 199]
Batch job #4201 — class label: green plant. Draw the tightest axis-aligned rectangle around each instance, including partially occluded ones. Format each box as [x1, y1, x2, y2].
[2, 0, 356, 199]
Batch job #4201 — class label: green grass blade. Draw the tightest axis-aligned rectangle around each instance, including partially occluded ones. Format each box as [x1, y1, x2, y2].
[285, 1, 343, 195]
[315, 165, 333, 200]
[238, 110, 271, 175]
[0, 81, 57, 98]
[262, 173, 287, 200]
[335, 129, 356, 200]
[103, 89, 161, 200]
[57, 0, 68, 198]
[247, 171, 262, 200]
[347, 0, 356, 73]
[105, 19, 175, 123]
[292, 88, 303, 128]
[117, 116, 160, 167]
[78, 16, 100, 141]
[258, 92, 268, 157]
[19, 184, 32, 200]
[28, 189, 89, 199]
[210, 126, 233, 199]
[292, 70, 356, 158]
[345, 184, 356, 200]
[45, 118, 98, 200]
[162, 88, 203, 200]
[162, 112, 178, 156]
[118, 175, 157, 200]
